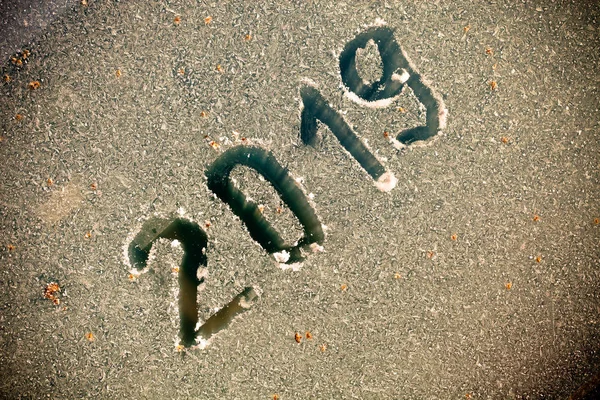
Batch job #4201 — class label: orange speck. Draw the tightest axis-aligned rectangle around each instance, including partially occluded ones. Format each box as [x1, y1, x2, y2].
[244, 34, 252, 41]
[216, 64, 223, 73]
[177, 67, 185, 75]
[533, 215, 540, 222]
[397, 107, 406, 113]
[383, 131, 390, 138]
[505, 282, 512, 290]
[426, 251, 435, 259]
[276, 206, 283, 214]
[257, 204, 265, 214]
[465, 394, 472, 400]
[28, 81, 41, 90]
[500, 136, 509, 144]
[294, 332, 302, 343]
[489, 80, 498, 91]
[272, 395, 280, 400]
[44, 282, 61, 305]
[394, 272, 402, 280]
[7, 244, 15, 251]
[305, 331, 313, 340]
[90, 182, 98, 190]
[44, 283, 60, 295]
[340, 284, 348, 291]
[463, 25, 470, 34]
[3, 75, 10, 83]
[204, 220, 212, 229]
[85, 332, 95, 342]
[450, 233, 458, 241]
[492, 63, 498, 71]
[204, 16, 212, 24]
[485, 47, 493, 56]
[209, 140, 220, 150]
[81, 0, 88, 6]
[84, 231, 92, 239]
[128, 273, 136, 281]
[535, 255, 542, 263]
[319, 343, 327, 352]
[171, 266, 180, 274]
[174, 16, 181, 25]
[175, 344, 185, 352]
[15, 114, 23, 121]
[594, 218, 599, 225]
[47, 178, 54, 186]
[200, 111, 208, 118]
[115, 69, 122, 77]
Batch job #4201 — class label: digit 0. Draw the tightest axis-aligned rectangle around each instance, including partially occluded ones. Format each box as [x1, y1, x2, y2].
[205, 145, 324, 264]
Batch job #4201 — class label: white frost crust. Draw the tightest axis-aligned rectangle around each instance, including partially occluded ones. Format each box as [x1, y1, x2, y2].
[392, 69, 410, 83]
[300, 77, 318, 87]
[168, 274, 180, 331]
[197, 267, 209, 282]
[390, 138, 407, 150]
[310, 243, 324, 253]
[342, 88, 401, 109]
[278, 262, 303, 272]
[239, 297, 255, 309]
[273, 250, 290, 263]
[128, 268, 143, 277]
[195, 337, 210, 350]
[341, 68, 409, 109]
[375, 171, 398, 192]
[365, 18, 387, 29]
[438, 107, 449, 131]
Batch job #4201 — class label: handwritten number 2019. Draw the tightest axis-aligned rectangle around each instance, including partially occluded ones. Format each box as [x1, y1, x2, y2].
[127, 24, 447, 348]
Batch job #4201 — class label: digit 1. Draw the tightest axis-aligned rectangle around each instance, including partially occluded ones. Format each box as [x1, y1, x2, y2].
[299, 83, 397, 192]
[128, 217, 207, 347]
[205, 145, 324, 264]
[339, 25, 447, 145]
